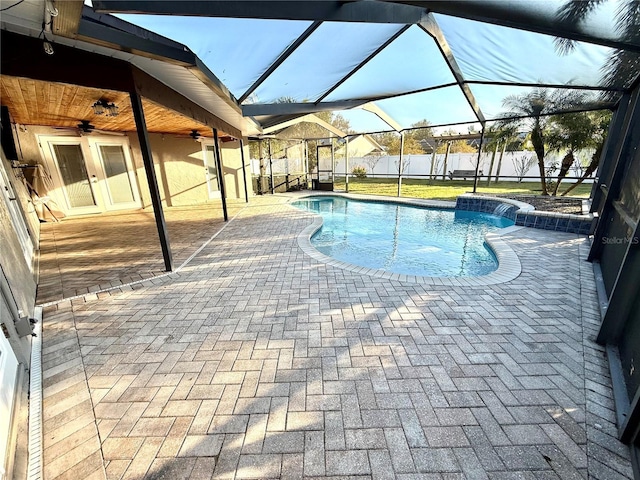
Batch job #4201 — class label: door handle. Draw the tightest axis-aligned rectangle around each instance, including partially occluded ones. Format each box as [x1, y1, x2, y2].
[91, 175, 98, 184]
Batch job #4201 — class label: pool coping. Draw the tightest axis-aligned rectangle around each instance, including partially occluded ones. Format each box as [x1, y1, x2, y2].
[288, 192, 523, 286]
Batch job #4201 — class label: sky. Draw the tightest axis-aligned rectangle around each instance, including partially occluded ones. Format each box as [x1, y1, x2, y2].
[112, 1, 624, 134]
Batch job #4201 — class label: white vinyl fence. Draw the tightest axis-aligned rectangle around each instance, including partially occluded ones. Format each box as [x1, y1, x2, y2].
[337, 150, 596, 182]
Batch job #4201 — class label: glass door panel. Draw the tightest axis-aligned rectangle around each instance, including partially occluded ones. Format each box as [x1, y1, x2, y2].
[98, 145, 136, 205]
[51, 143, 98, 210]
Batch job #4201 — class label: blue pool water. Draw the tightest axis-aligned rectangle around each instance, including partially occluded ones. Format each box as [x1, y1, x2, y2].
[291, 196, 514, 277]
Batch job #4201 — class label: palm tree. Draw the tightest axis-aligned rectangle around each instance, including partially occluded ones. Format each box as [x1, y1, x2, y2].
[483, 124, 519, 184]
[498, 89, 558, 195]
[546, 110, 610, 195]
[559, 110, 612, 196]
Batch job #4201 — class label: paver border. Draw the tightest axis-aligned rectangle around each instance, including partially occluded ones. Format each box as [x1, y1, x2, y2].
[289, 192, 523, 286]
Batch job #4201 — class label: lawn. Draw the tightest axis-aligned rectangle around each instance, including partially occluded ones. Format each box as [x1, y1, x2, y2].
[332, 177, 592, 201]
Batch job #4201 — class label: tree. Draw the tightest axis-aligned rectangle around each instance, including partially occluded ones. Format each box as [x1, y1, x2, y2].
[363, 151, 383, 175]
[483, 124, 519, 184]
[546, 110, 610, 195]
[498, 88, 569, 195]
[315, 111, 353, 134]
[555, 1, 640, 99]
[395, 155, 411, 174]
[372, 132, 422, 155]
[512, 155, 537, 182]
[405, 119, 434, 153]
[560, 110, 611, 196]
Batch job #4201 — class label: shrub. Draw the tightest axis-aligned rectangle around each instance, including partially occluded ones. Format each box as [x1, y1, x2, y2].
[351, 165, 367, 178]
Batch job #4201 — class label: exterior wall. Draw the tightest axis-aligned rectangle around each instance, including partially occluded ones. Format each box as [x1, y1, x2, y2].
[0, 148, 38, 320]
[127, 133, 248, 207]
[12, 126, 248, 213]
[220, 138, 251, 200]
[347, 136, 378, 157]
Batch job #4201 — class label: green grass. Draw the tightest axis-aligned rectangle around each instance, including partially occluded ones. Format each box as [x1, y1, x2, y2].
[332, 177, 592, 201]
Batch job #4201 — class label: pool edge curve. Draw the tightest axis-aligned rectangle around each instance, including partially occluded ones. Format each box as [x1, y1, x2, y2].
[290, 192, 523, 286]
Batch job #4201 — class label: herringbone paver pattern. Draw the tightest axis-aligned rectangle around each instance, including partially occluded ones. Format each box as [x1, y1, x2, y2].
[41, 195, 633, 479]
[37, 202, 246, 304]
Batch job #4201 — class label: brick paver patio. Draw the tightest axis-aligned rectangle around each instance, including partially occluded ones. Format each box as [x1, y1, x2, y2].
[40, 194, 633, 479]
[37, 201, 246, 305]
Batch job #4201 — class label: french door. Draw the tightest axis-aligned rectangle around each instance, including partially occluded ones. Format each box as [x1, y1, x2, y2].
[39, 136, 141, 215]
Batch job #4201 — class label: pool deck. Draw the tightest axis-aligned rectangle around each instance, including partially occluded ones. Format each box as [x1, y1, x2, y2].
[39, 193, 634, 479]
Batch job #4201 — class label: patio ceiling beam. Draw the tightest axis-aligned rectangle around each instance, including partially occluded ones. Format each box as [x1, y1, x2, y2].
[131, 67, 242, 139]
[92, 0, 429, 24]
[262, 114, 346, 137]
[465, 80, 626, 94]
[242, 100, 369, 117]
[418, 14, 486, 124]
[257, 114, 310, 130]
[78, 10, 195, 65]
[387, 0, 640, 53]
[315, 24, 412, 104]
[238, 21, 323, 104]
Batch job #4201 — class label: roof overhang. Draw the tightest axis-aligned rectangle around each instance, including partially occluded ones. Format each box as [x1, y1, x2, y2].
[0, 1, 262, 137]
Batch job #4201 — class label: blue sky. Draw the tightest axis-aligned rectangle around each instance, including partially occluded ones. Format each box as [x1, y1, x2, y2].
[116, 7, 620, 133]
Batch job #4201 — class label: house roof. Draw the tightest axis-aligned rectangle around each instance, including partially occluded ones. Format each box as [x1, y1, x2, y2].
[0, 0, 261, 137]
[88, 0, 639, 134]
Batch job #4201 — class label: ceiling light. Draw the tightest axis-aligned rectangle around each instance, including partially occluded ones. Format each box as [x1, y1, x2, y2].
[92, 99, 119, 117]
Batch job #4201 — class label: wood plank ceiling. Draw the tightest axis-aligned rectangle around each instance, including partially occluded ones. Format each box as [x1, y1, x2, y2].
[0, 75, 231, 138]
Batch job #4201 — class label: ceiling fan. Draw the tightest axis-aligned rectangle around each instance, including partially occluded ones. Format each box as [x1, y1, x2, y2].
[77, 120, 95, 133]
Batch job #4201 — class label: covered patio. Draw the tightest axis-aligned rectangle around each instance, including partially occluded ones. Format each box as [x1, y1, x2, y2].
[36, 201, 247, 304]
[40, 194, 633, 479]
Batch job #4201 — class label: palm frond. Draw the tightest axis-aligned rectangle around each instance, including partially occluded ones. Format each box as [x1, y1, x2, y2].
[554, 0, 607, 54]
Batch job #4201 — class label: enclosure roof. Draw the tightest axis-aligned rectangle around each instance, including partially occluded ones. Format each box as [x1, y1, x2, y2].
[91, 0, 640, 134]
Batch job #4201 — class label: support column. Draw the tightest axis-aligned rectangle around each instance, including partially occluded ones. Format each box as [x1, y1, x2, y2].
[304, 140, 309, 188]
[258, 139, 265, 195]
[129, 90, 172, 271]
[397, 131, 405, 197]
[213, 128, 228, 221]
[239, 138, 249, 203]
[473, 125, 486, 193]
[268, 139, 274, 194]
[331, 137, 335, 190]
[487, 140, 498, 185]
[442, 142, 451, 180]
[345, 136, 350, 193]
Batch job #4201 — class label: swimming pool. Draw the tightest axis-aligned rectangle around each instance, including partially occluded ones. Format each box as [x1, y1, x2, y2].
[291, 196, 514, 277]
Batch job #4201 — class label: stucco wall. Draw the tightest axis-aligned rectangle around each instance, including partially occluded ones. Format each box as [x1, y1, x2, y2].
[126, 132, 210, 207]
[127, 133, 250, 207]
[220, 138, 252, 200]
[12, 126, 249, 212]
[10, 125, 58, 229]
